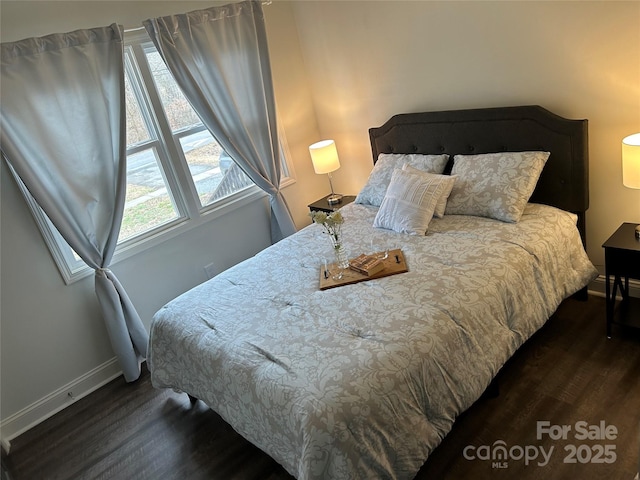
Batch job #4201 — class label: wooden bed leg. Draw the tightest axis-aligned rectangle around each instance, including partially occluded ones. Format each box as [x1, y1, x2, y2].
[573, 286, 589, 301]
[482, 378, 500, 399]
[187, 394, 198, 405]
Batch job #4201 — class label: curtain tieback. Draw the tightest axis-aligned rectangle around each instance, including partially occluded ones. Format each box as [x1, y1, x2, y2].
[96, 267, 111, 277]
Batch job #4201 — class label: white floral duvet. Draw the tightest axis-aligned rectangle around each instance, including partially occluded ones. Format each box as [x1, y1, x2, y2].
[149, 203, 597, 480]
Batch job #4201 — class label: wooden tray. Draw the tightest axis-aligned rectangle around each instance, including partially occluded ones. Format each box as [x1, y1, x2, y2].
[319, 248, 408, 290]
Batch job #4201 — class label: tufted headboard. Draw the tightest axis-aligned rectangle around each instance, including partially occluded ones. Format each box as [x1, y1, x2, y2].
[369, 105, 589, 244]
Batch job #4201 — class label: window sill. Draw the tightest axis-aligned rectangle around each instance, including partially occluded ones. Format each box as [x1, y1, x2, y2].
[62, 185, 269, 284]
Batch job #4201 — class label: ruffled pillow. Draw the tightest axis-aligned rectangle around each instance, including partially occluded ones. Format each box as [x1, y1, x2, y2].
[355, 153, 449, 207]
[402, 164, 456, 218]
[373, 168, 453, 235]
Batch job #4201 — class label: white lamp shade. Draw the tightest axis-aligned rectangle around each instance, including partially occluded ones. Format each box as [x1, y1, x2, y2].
[622, 133, 640, 189]
[309, 140, 340, 174]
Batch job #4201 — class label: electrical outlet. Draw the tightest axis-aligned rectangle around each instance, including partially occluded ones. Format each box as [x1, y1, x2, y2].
[204, 262, 218, 279]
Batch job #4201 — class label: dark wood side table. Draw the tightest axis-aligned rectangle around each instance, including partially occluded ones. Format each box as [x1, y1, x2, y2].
[308, 194, 356, 214]
[602, 222, 640, 337]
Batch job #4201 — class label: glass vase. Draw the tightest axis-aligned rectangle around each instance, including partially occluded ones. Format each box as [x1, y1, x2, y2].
[331, 237, 349, 271]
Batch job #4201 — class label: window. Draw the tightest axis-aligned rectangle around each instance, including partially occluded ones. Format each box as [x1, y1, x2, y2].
[18, 30, 294, 283]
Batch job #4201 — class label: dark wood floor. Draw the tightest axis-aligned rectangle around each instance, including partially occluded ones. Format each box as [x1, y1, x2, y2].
[4, 295, 640, 480]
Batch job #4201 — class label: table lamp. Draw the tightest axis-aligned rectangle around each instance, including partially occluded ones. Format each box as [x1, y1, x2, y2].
[622, 132, 640, 239]
[309, 139, 342, 205]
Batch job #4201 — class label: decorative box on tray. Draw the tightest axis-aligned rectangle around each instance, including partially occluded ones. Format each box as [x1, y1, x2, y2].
[349, 253, 385, 276]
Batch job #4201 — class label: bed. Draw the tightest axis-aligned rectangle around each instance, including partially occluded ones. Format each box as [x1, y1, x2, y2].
[149, 105, 598, 479]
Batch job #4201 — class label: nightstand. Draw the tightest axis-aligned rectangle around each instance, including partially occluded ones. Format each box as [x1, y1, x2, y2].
[308, 194, 356, 214]
[602, 222, 640, 338]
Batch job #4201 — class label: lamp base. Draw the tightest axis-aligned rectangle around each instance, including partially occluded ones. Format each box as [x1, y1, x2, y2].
[327, 193, 343, 205]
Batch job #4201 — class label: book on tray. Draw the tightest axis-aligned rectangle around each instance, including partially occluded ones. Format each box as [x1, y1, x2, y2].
[349, 254, 385, 276]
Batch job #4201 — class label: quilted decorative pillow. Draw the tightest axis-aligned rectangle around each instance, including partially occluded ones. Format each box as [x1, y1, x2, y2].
[444, 151, 550, 223]
[355, 153, 449, 207]
[402, 164, 457, 218]
[373, 168, 452, 235]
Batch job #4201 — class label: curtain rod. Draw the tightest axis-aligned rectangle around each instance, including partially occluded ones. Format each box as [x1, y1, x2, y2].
[124, 1, 272, 33]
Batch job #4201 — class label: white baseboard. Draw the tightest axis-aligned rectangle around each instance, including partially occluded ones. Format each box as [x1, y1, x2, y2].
[0, 357, 122, 454]
[589, 274, 640, 299]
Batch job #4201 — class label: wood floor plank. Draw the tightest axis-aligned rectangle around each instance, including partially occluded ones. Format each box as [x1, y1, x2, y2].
[5, 295, 640, 480]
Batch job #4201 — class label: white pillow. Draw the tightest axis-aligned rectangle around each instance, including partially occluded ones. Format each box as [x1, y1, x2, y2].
[402, 164, 456, 218]
[355, 153, 449, 207]
[373, 168, 452, 235]
[445, 151, 549, 223]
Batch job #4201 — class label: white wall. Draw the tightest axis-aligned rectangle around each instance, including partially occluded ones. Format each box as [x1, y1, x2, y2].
[290, 0, 640, 267]
[0, 0, 322, 444]
[1, 0, 639, 446]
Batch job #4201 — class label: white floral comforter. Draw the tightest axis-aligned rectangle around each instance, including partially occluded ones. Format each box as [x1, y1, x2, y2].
[149, 203, 597, 480]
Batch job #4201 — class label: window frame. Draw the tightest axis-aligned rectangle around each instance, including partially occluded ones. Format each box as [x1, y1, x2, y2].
[17, 28, 295, 284]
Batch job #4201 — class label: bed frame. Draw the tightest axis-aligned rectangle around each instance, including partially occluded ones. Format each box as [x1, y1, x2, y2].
[156, 106, 595, 479]
[369, 105, 589, 245]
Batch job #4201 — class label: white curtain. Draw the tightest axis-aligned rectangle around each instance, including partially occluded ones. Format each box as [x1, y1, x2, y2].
[143, 0, 297, 243]
[0, 24, 148, 382]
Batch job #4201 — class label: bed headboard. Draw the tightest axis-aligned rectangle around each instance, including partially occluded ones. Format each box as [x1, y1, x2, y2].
[369, 105, 589, 244]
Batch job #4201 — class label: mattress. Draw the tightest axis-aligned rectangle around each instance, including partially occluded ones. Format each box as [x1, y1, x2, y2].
[149, 202, 598, 479]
